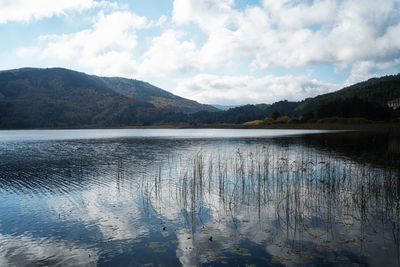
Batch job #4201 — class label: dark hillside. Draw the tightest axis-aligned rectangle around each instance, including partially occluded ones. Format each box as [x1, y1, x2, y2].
[0, 68, 217, 128]
[295, 74, 400, 115]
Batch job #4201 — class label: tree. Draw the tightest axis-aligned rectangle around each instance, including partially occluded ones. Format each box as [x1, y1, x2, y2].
[268, 111, 281, 120]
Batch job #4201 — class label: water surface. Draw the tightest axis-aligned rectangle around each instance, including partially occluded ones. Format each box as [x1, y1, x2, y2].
[0, 128, 331, 141]
[0, 129, 399, 266]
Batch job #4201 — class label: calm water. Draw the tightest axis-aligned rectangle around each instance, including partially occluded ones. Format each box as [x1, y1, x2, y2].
[0, 129, 399, 266]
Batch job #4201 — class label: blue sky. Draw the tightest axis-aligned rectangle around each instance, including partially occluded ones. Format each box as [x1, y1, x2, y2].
[0, 0, 399, 105]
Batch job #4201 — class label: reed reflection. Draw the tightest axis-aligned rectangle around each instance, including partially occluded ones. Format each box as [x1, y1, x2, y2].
[0, 131, 399, 266]
[137, 143, 400, 266]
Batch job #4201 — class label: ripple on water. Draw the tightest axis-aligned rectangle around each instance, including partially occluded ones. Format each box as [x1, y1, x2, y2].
[0, 129, 399, 266]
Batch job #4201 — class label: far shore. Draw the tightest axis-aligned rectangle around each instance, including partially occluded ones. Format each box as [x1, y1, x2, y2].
[2, 122, 399, 133]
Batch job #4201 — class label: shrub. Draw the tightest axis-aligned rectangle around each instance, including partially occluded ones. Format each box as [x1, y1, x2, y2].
[274, 115, 290, 124]
[243, 120, 264, 126]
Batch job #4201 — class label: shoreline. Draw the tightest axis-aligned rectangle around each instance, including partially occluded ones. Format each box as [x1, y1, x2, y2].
[1, 122, 399, 133]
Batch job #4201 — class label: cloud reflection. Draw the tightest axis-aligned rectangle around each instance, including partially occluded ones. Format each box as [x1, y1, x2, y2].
[0, 233, 98, 266]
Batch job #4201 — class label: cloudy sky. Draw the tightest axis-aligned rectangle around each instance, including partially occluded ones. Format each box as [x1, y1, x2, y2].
[0, 0, 399, 105]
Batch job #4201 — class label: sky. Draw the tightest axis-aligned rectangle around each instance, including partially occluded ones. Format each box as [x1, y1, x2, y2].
[0, 0, 400, 105]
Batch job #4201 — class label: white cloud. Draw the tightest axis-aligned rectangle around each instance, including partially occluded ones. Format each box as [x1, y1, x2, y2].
[261, 0, 338, 29]
[16, 10, 160, 77]
[0, 0, 105, 23]
[12, 0, 400, 104]
[171, 0, 400, 76]
[16, 0, 400, 78]
[173, 0, 238, 33]
[174, 74, 337, 105]
[138, 29, 200, 76]
[345, 61, 377, 86]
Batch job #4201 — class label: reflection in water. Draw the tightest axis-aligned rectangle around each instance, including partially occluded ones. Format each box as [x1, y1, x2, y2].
[0, 130, 399, 266]
[0, 233, 98, 266]
[141, 144, 400, 266]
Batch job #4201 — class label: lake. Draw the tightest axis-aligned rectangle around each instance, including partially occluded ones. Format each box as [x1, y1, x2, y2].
[0, 129, 399, 266]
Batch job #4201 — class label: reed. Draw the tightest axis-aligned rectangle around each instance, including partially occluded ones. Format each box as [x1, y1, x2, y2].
[136, 144, 400, 263]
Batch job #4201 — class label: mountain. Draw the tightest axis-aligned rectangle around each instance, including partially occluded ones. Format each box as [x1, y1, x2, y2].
[0, 67, 218, 128]
[98, 76, 218, 113]
[162, 103, 273, 125]
[163, 74, 400, 125]
[264, 100, 298, 116]
[211, 104, 243, 110]
[1, 68, 398, 129]
[295, 74, 400, 115]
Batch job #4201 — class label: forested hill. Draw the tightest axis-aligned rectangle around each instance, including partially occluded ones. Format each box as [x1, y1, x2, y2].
[294, 74, 400, 115]
[0, 68, 218, 128]
[0, 68, 398, 129]
[163, 73, 400, 125]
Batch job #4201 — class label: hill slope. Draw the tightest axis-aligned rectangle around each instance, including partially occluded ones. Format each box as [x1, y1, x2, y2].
[162, 74, 400, 125]
[295, 74, 400, 115]
[99, 76, 217, 113]
[0, 68, 218, 128]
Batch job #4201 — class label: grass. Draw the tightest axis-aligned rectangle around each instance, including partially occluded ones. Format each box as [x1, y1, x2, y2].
[8, 118, 400, 133]
[242, 120, 264, 126]
[134, 142, 400, 264]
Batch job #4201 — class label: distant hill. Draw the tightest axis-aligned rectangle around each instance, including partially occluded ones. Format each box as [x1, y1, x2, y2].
[162, 103, 273, 124]
[0, 68, 398, 129]
[98, 76, 218, 113]
[212, 104, 243, 110]
[0, 68, 218, 128]
[264, 100, 298, 116]
[295, 74, 400, 115]
[163, 74, 400, 124]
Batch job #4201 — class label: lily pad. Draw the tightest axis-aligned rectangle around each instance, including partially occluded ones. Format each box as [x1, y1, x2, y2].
[146, 240, 178, 249]
[200, 229, 210, 235]
[271, 256, 291, 264]
[206, 255, 226, 262]
[232, 248, 251, 256]
[154, 248, 168, 253]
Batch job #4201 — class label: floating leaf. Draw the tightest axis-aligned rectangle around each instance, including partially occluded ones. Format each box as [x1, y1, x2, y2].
[312, 253, 324, 259]
[146, 240, 178, 249]
[154, 248, 168, 253]
[271, 256, 291, 264]
[200, 229, 210, 235]
[147, 242, 160, 248]
[232, 248, 251, 256]
[329, 256, 350, 263]
[206, 255, 226, 262]
[196, 246, 210, 254]
[300, 254, 314, 259]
